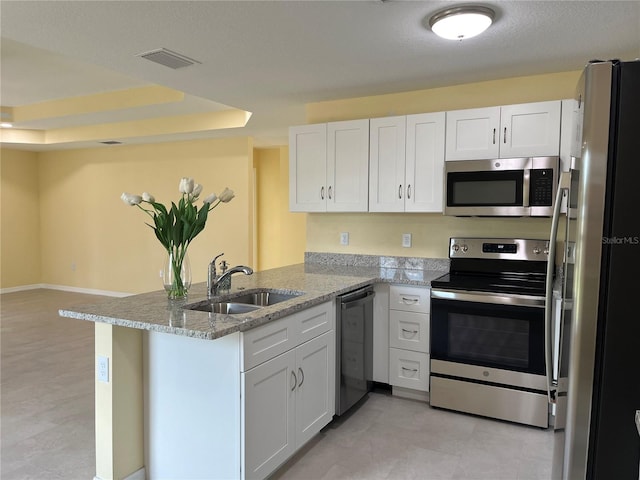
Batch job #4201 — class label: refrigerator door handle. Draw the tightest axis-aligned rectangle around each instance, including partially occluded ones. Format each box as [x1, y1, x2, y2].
[545, 171, 571, 403]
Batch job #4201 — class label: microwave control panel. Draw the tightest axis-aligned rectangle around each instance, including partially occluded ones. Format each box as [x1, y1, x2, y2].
[529, 169, 554, 206]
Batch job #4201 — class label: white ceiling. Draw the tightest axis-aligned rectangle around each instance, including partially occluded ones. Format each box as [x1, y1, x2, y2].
[1, 0, 639, 150]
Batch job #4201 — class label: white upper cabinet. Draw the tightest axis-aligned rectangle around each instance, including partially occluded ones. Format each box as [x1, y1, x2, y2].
[445, 101, 562, 161]
[369, 113, 445, 213]
[289, 124, 327, 212]
[289, 120, 369, 212]
[327, 119, 370, 212]
[405, 112, 445, 212]
[369, 116, 406, 212]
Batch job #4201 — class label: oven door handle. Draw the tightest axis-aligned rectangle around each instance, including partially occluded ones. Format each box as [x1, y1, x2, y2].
[544, 171, 571, 403]
[430, 289, 545, 307]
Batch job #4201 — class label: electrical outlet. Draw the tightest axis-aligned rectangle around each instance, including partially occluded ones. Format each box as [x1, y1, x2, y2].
[70, 262, 76, 271]
[97, 356, 109, 383]
[340, 232, 349, 246]
[402, 233, 412, 248]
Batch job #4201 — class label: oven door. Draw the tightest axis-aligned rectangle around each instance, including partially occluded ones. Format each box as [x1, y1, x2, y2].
[430, 289, 550, 427]
[430, 290, 546, 377]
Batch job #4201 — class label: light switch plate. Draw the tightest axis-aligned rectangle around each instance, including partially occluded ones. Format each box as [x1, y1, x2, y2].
[340, 232, 349, 246]
[402, 233, 412, 248]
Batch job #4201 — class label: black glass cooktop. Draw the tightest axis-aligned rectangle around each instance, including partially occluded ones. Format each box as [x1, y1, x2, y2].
[430, 272, 546, 297]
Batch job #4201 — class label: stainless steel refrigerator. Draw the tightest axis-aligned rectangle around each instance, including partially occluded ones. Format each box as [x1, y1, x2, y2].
[548, 59, 640, 479]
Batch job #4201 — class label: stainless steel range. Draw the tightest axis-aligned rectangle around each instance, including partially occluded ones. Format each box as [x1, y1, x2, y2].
[429, 237, 551, 428]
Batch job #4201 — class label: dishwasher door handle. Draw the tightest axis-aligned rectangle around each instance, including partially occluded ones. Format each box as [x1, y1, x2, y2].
[341, 291, 375, 310]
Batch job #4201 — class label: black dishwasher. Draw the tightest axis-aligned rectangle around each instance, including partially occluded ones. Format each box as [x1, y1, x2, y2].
[335, 286, 374, 416]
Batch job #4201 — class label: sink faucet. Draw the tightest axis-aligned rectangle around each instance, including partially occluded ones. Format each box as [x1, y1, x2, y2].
[207, 253, 253, 297]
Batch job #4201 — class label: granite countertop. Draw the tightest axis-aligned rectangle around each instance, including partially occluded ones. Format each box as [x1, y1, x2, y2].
[59, 260, 447, 341]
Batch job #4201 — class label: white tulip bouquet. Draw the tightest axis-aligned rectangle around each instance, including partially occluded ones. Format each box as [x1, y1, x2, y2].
[121, 177, 234, 299]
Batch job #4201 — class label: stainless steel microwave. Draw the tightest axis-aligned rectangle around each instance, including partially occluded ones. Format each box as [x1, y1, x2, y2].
[444, 157, 559, 217]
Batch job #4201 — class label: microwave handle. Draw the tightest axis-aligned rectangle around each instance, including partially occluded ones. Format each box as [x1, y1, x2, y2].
[523, 169, 530, 207]
[544, 171, 571, 403]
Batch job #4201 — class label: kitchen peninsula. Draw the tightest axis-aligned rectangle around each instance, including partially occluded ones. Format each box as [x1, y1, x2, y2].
[59, 255, 447, 480]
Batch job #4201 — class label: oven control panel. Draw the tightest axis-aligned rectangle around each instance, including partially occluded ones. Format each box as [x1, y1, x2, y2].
[449, 238, 549, 261]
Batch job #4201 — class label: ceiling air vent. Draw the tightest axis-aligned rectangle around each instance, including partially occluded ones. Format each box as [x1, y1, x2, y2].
[137, 48, 201, 69]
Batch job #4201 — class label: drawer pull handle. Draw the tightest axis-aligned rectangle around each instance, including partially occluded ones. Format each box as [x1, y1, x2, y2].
[291, 370, 297, 391]
[401, 366, 418, 373]
[298, 367, 304, 387]
[401, 328, 418, 335]
[401, 297, 419, 304]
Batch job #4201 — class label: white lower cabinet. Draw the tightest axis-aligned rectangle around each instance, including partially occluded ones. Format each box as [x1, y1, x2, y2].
[144, 301, 335, 480]
[388, 285, 430, 396]
[243, 330, 334, 479]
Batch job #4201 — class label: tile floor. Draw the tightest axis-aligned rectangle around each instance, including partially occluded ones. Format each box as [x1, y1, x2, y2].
[1, 289, 554, 480]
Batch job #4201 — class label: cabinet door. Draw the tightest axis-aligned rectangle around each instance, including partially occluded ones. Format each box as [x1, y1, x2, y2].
[327, 119, 369, 212]
[405, 112, 445, 212]
[445, 107, 500, 161]
[369, 116, 406, 212]
[295, 331, 335, 447]
[243, 350, 296, 480]
[499, 101, 561, 158]
[289, 124, 327, 212]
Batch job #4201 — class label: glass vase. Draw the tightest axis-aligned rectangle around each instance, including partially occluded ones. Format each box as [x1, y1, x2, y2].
[162, 249, 191, 300]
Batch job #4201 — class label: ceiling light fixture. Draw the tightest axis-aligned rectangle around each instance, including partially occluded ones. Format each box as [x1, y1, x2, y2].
[429, 5, 495, 41]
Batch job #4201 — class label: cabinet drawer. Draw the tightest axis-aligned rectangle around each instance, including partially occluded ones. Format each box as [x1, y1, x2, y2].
[389, 348, 429, 392]
[242, 316, 295, 372]
[242, 302, 333, 372]
[389, 311, 429, 353]
[295, 301, 333, 346]
[389, 285, 430, 314]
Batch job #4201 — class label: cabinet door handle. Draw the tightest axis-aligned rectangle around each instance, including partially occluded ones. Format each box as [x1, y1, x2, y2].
[320, 186, 325, 200]
[401, 328, 419, 335]
[328, 186, 332, 200]
[492, 128, 496, 145]
[402, 366, 418, 373]
[290, 370, 297, 391]
[407, 184, 412, 199]
[398, 185, 403, 199]
[504, 127, 507, 144]
[298, 367, 304, 387]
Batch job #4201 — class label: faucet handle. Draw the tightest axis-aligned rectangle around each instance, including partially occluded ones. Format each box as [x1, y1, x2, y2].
[211, 252, 224, 266]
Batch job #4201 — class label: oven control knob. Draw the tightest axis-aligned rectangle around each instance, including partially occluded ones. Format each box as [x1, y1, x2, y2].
[461, 244, 469, 252]
[533, 247, 541, 255]
[452, 244, 460, 252]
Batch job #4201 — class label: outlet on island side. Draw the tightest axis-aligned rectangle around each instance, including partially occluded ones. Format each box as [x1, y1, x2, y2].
[340, 232, 349, 246]
[97, 355, 109, 383]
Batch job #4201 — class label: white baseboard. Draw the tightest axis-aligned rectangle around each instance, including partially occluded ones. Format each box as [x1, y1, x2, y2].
[1, 283, 132, 297]
[93, 467, 146, 480]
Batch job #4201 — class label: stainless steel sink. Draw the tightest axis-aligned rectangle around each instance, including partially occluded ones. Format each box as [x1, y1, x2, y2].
[183, 289, 304, 315]
[186, 302, 262, 314]
[226, 291, 302, 306]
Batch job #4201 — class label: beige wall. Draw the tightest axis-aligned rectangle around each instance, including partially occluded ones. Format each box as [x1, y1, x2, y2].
[255, 146, 306, 270]
[304, 70, 582, 257]
[1, 149, 42, 288]
[1, 138, 305, 292]
[34, 137, 254, 294]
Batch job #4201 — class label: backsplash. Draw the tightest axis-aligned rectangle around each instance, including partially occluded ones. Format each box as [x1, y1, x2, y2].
[304, 252, 450, 271]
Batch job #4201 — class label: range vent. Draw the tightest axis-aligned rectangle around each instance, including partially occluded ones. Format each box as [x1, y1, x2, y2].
[137, 48, 201, 69]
